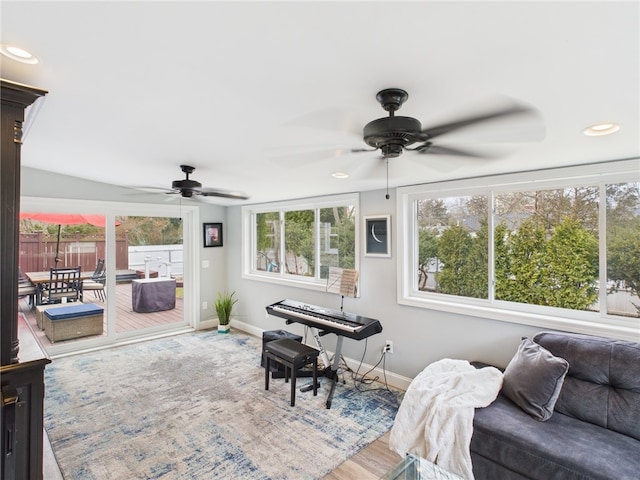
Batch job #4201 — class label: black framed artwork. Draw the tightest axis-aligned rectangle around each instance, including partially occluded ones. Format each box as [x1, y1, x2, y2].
[364, 215, 390, 257]
[204, 222, 223, 247]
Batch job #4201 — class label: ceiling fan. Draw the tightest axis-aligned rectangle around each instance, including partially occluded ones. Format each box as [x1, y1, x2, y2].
[352, 88, 540, 159]
[271, 88, 543, 199]
[273, 88, 543, 168]
[140, 165, 249, 201]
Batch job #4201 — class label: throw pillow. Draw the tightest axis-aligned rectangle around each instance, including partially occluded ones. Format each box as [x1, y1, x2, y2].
[502, 337, 569, 421]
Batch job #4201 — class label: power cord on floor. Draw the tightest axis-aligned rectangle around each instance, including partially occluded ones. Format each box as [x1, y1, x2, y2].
[349, 338, 392, 393]
[302, 327, 393, 393]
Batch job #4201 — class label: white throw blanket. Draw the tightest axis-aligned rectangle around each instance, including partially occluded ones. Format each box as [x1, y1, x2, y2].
[389, 359, 503, 480]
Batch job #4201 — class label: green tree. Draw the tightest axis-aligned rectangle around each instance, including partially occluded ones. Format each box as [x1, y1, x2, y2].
[542, 218, 598, 309]
[493, 222, 510, 295]
[417, 228, 438, 290]
[284, 210, 314, 275]
[466, 222, 489, 298]
[417, 199, 450, 226]
[607, 220, 640, 299]
[496, 218, 547, 303]
[256, 211, 280, 270]
[436, 225, 475, 297]
[496, 217, 598, 310]
[318, 206, 356, 271]
[606, 183, 640, 315]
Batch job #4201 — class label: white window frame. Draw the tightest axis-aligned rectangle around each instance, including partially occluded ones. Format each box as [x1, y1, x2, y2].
[242, 193, 360, 292]
[397, 159, 640, 342]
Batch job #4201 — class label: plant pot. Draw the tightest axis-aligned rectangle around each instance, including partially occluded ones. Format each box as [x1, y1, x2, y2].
[218, 324, 230, 334]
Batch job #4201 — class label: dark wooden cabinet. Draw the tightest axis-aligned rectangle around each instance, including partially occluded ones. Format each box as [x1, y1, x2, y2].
[1, 79, 50, 480]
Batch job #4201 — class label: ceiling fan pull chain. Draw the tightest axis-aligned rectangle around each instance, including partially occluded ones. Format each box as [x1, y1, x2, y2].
[385, 158, 390, 200]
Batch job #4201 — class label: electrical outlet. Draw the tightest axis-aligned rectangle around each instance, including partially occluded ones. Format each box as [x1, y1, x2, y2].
[202, 301, 208, 310]
[383, 340, 393, 354]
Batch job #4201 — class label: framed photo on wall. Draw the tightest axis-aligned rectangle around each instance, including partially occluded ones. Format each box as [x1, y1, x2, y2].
[204, 222, 223, 247]
[364, 215, 390, 257]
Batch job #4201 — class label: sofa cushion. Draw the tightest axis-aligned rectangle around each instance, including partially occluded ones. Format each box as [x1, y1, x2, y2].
[502, 337, 569, 421]
[472, 394, 640, 480]
[534, 331, 640, 441]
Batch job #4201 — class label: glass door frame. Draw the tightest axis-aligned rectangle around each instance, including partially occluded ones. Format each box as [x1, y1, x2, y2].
[20, 196, 200, 357]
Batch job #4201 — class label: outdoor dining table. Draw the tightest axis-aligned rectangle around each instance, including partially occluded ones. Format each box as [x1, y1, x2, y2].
[24, 270, 91, 306]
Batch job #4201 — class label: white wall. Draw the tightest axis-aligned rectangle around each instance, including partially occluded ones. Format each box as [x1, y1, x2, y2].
[199, 205, 228, 323]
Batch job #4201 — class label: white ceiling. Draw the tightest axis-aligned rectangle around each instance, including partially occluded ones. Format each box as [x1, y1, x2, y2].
[2, 1, 639, 206]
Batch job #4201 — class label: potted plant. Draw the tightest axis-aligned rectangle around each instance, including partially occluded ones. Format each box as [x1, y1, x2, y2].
[215, 290, 237, 333]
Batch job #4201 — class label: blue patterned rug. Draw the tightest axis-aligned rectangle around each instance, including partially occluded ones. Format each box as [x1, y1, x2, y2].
[44, 330, 402, 479]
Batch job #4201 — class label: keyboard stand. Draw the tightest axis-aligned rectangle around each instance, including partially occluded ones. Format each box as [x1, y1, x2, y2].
[308, 327, 344, 409]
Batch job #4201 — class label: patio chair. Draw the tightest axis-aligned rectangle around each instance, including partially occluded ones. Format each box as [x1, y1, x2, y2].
[82, 267, 106, 302]
[18, 267, 37, 307]
[89, 258, 104, 279]
[41, 266, 82, 305]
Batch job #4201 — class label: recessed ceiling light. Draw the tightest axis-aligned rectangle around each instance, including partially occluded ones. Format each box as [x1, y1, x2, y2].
[332, 172, 349, 179]
[0, 44, 38, 64]
[583, 123, 620, 136]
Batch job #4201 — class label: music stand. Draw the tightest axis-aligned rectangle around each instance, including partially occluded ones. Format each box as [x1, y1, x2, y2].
[301, 267, 360, 407]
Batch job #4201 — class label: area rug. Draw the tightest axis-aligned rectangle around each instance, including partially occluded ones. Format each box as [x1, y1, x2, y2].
[44, 330, 402, 479]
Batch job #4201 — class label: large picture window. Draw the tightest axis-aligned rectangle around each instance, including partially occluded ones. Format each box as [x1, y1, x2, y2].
[244, 193, 358, 289]
[399, 160, 639, 338]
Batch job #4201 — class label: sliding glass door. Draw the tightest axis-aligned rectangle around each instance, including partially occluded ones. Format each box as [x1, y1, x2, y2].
[19, 198, 198, 356]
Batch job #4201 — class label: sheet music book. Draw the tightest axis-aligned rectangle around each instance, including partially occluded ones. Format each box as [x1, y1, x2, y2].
[326, 267, 359, 297]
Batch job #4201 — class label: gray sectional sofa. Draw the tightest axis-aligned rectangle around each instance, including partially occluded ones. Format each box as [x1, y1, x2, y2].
[471, 331, 640, 480]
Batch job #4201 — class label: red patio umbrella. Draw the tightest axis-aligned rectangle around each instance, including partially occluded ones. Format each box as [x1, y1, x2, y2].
[19, 212, 121, 265]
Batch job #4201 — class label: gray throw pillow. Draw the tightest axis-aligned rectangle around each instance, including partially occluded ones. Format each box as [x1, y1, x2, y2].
[502, 337, 569, 421]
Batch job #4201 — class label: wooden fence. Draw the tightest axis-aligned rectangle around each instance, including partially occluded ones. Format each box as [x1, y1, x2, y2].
[19, 233, 129, 273]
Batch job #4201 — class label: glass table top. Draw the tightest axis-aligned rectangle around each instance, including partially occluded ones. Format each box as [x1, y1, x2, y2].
[380, 454, 464, 480]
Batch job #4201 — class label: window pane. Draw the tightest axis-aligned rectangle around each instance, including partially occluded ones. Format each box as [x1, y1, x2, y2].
[256, 211, 280, 272]
[115, 215, 185, 333]
[247, 194, 359, 288]
[319, 206, 356, 279]
[606, 182, 640, 318]
[284, 210, 315, 277]
[417, 195, 488, 298]
[494, 188, 599, 311]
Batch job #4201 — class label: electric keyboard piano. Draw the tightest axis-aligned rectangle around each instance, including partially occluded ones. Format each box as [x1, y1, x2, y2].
[266, 299, 382, 340]
[265, 299, 383, 409]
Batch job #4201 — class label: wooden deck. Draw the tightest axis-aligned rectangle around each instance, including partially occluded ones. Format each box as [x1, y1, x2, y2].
[19, 281, 184, 350]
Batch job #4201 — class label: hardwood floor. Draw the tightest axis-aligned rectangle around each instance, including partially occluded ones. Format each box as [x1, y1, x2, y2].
[323, 431, 402, 480]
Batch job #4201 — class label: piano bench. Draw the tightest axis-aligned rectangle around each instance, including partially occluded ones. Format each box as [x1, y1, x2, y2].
[261, 329, 303, 376]
[264, 338, 319, 406]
